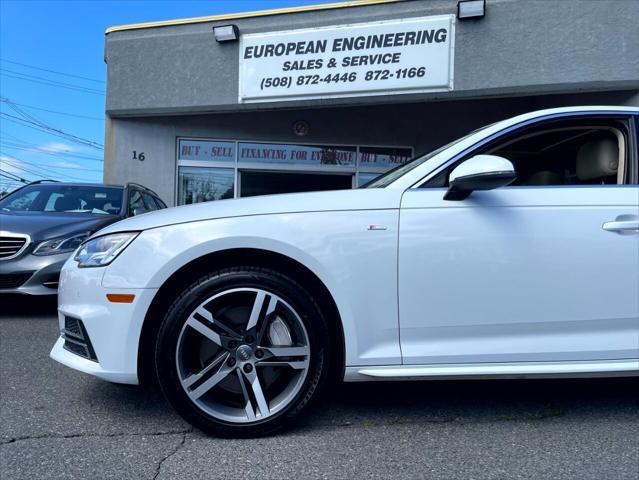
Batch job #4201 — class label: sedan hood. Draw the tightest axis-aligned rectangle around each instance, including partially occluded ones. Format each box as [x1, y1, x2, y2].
[0, 212, 118, 243]
[98, 188, 401, 235]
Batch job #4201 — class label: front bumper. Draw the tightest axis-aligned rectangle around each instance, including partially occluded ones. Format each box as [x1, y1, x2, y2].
[0, 251, 70, 295]
[49, 258, 158, 384]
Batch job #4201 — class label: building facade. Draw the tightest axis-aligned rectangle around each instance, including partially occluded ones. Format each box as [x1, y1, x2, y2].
[103, 0, 639, 206]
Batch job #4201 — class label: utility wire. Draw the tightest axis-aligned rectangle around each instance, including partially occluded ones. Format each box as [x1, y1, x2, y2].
[1, 157, 73, 181]
[0, 169, 30, 184]
[0, 58, 105, 84]
[2, 101, 104, 148]
[0, 142, 104, 162]
[0, 181, 24, 191]
[0, 97, 104, 154]
[0, 169, 24, 181]
[0, 68, 105, 93]
[0, 112, 104, 150]
[1, 70, 105, 96]
[0, 128, 103, 160]
[0, 154, 101, 173]
[1, 157, 93, 182]
[0, 99, 103, 121]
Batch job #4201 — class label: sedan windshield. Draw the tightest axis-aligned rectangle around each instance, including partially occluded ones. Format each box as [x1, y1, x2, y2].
[0, 184, 124, 215]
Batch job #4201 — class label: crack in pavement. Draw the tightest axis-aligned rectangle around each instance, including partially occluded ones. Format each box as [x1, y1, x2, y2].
[2, 404, 564, 447]
[1, 429, 192, 446]
[153, 431, 188, 480]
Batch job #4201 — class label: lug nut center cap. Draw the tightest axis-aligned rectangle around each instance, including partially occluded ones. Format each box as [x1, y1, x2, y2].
[236, 345, 253, 362]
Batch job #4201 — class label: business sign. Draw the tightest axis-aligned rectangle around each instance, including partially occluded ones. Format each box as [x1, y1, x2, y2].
[239, 15, 454, 103]
[238, 142, 356, 166]
[178, 140, 235, 162]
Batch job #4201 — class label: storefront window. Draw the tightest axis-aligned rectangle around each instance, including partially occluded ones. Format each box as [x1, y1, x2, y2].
[238, 142, 356, 166]
[178, 167, 234, 205]
[176, 138, 412, 204]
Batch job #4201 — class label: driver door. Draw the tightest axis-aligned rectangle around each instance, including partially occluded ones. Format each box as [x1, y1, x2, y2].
[398, 113, 639, 365]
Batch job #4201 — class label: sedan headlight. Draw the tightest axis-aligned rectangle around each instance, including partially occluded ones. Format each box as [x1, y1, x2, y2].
[74, 232, 138, 268]
[33, 233, 90, 256]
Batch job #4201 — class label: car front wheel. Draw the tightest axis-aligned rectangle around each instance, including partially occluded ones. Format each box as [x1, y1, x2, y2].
[155, 266, 330, 437]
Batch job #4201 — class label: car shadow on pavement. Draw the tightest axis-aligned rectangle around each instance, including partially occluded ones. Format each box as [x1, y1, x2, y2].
[82, 372, 639, 435]
[297, 375, 639, 431]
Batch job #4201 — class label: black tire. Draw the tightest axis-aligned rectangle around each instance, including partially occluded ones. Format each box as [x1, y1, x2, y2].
[154, 266, 331, 437]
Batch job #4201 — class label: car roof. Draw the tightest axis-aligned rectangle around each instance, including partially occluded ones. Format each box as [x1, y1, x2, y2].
[23, 182, 124, 188]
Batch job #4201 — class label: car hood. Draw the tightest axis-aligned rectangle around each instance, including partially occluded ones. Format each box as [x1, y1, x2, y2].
[0, 212, 119, 243]
[98, 188, 401, 235]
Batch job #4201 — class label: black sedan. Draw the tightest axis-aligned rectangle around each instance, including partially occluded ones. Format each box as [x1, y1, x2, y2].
[0, 181, 166, 295]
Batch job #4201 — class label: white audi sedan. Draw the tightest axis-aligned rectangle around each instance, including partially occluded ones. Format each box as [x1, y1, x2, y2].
[51, 106, 639, 437]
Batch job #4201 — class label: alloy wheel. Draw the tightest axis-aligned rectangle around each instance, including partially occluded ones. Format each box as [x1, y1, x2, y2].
[175, 287, 310, 423]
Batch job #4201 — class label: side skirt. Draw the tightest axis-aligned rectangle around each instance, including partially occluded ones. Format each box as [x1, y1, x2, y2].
[344, 359, 639, 382]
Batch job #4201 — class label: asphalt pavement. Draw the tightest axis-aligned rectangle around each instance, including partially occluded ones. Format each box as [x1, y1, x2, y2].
[1, 296, 638, 479]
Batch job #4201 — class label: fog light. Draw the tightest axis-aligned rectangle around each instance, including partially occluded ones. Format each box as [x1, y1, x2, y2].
[457, 0, 485, 19]
[213, 24, 239, 43]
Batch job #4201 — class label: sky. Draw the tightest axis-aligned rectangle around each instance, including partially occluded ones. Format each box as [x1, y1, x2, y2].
[0, 0, 339, 192]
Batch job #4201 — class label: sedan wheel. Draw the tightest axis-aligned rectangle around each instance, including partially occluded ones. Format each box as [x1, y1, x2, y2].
[155, 267, 330, 437]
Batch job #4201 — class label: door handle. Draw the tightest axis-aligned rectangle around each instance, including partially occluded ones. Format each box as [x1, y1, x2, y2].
[602, 220, 639, 232]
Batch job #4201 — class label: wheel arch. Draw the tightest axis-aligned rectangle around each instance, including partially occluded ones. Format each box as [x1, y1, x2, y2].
[137, 247, 345, 386]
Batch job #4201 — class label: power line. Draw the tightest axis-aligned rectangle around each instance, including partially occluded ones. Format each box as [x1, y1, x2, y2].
[0, 128, 103, 160]
[0, 142, 104, 162]
[0, 100, 103, 121]
[0, 169, 30, 184]
[1, 70, 105, 96]
[0, 154, 101, 173]
[2, 101, 104, 148]
[0, 58, 105, 84]
[0, 181, 24, 192]
[0, 113, 103, 150]
[0, 68, 105, 94]
[0, 111, 104, 150]
[1, 156, 93, 182]
[1, 158, 77, 181]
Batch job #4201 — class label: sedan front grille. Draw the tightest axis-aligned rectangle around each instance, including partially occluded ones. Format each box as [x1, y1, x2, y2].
[0, 272, 34, 289]
[0, 234, 30, 260]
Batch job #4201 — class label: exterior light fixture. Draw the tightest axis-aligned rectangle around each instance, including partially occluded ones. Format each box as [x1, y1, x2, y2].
[457, 0, 485, 19]
[213, 24, 240, 43]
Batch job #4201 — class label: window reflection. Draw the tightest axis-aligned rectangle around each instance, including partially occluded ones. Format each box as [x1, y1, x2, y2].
[178, 167, 234, 205]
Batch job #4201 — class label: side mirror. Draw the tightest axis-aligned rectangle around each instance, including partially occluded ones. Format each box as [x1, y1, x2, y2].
[444, 155, 517, 201]
[132, 207, 146, 216]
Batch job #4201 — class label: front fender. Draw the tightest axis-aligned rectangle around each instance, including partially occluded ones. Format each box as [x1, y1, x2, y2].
[103, 211, 401, 367]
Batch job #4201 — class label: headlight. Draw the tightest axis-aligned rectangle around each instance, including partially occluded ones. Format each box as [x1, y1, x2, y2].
[74, 232, 138, 268]
[33, 233, 90, 256]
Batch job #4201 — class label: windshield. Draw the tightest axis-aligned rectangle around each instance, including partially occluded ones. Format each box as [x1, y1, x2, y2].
[0, 184, 124, 215]
[362, 124, 494, 188]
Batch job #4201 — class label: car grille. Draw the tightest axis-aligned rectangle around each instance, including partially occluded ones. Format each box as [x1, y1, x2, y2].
[0, 272, 34, 289]
[62, 316, 98, 362]
[0, 235, 29, 260]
